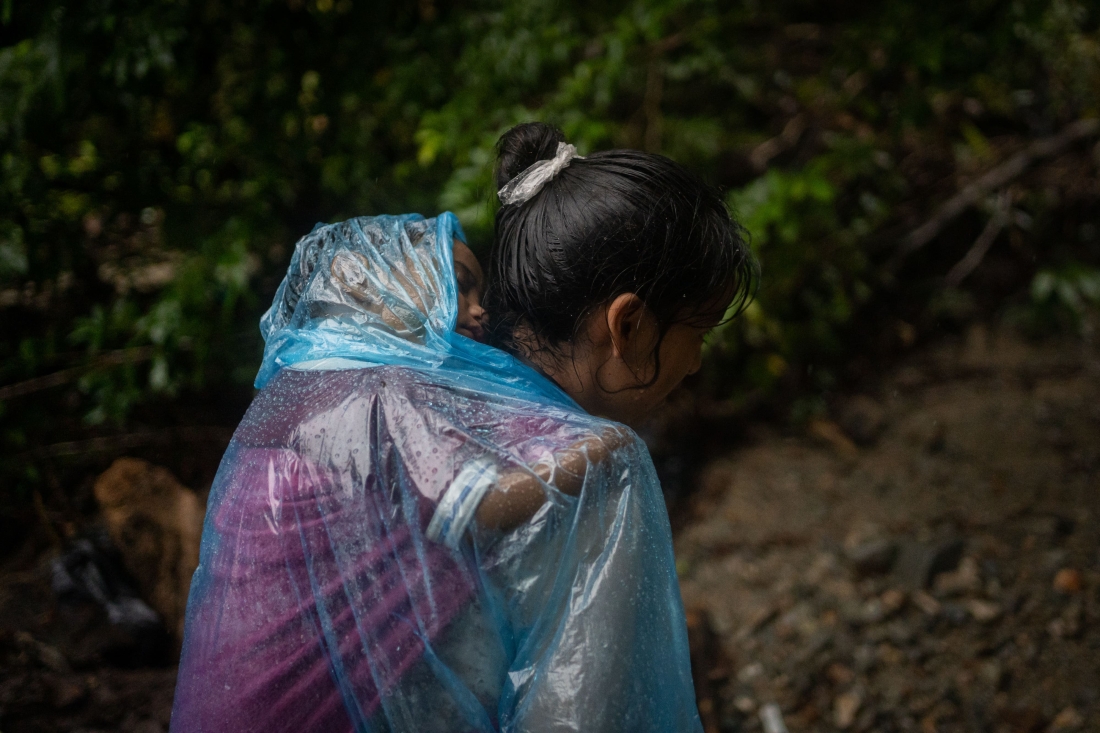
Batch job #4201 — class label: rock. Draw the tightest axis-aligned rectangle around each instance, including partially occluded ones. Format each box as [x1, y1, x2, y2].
[856, 598, 886, 625]
[791, 629, 834, 667]
[839, 396, 887, 446]
[94, 458, 205, 641]
[737, 605, 779, 640]
[996, 705, 1047, 733]
[776, 602, 819, 640]
[807, 418, 860, 460]
[978, 659, 1005, 689]
[878, 642, 905, 666]
[942, 602, 969, 625]
[50, 676, 86, 708]
[879, 673, 910, 708]
[14, 631, 72, 675]
[892, 536, 964, 590]
[933, 556, 981, 596]
[826, 663, 855, 686]
[1048, 599, 1083, 639]
[1026, 514, 1075, 542]
[804, 551, 840, 584]
[759, 703, 790, 733]
[738, 662, 765, 683]
[966, 599, 1002, 623]
[1049, 706, 1084, 731]
[880, 589, 906, 615]
[834, 690, 863, 729]
[886, 619, 916, 645]
[845, 539, 899, 577]
[911, 591, 942, 616]
[852, 643, 877, 674]
[1052, 568, 1083, 595]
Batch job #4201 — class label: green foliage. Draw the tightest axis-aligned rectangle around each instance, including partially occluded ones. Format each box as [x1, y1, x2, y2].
[416, 0, 1100, 400]
[1028, 264, 1100, 331]
[721, 141, 897, 389]
[1, 0, 1099, 501]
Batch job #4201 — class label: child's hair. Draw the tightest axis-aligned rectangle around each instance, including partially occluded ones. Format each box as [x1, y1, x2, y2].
[486, 122, 757, 381]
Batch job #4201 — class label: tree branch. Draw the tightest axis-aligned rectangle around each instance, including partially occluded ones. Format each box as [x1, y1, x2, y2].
[888, 118, 1100, 274]
[944, 190, 1013, 287]
[749, 114, 807, 171]
[0, 347, 154, 401]
[28, 426, 234, 459]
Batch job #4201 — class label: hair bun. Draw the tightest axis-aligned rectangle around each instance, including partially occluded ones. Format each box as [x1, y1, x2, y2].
[495, 122, 566, 191]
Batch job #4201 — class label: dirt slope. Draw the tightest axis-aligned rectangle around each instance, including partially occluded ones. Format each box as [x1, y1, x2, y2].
[1, 327, 1097, 733]
[678, 326, 1100, 733]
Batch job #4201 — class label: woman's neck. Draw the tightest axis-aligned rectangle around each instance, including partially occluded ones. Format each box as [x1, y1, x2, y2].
[512, 333, 610, 420]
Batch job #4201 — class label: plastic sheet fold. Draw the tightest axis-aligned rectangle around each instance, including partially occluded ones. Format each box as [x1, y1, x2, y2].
[171, 213, 703, 732]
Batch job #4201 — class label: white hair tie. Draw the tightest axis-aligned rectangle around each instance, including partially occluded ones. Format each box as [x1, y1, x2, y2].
[497, 141, 583, 206]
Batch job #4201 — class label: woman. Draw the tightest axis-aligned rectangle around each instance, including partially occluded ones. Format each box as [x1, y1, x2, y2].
[171, 123, 755, 732]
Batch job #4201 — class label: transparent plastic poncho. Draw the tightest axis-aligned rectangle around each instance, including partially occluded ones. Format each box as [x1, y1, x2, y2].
[171, 213, 703, 733]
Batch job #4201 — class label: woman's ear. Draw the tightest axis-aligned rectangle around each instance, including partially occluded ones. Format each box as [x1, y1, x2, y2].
[605, 293, 657, 365]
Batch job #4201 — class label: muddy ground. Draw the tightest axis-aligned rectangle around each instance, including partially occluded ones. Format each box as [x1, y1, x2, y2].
[679, 326, 1100, 733]
[1, 325, 1097, 732]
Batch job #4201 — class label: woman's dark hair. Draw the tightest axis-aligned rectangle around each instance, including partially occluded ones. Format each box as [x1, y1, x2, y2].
[486, 122, 757, 383]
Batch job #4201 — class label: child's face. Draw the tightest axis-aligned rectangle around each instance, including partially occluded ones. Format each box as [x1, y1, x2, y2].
[452, 240, 487, 342]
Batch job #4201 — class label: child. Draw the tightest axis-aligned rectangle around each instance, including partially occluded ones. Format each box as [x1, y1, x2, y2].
[171, 125, 755, 733]
[329, 235, 487, 343]
[452, 239, 487, 342]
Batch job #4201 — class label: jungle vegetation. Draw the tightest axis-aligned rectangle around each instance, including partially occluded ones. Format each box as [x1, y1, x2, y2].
[1, 0, 1098, 545]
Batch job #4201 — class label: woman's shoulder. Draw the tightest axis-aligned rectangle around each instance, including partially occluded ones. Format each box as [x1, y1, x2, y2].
[240, 363, 633, 460]
[235, 365, 408, 444]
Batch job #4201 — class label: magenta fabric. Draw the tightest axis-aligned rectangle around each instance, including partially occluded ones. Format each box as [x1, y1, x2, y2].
[172, 369, 480, 732]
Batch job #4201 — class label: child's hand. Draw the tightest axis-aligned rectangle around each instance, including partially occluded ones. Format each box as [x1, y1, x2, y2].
[475, 426, 633, 531]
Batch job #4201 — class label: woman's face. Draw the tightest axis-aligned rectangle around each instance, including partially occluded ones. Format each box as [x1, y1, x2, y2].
[590, 315, 712, 425]
[529, 293, 721, 427]
[452, 241, 487, 342]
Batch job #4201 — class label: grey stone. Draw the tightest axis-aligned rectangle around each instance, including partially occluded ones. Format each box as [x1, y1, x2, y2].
[892, 536, 964, 590]
[846, 539, 899, 577]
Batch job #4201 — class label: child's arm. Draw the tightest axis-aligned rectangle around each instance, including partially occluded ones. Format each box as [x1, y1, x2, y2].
[425, 426, 633, 548]
[474, 426, 633, 531]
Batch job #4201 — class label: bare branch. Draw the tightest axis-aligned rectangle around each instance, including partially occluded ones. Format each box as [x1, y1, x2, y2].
[0, 347, 154, 401]
[945, 190, 1013, 287]
[749, 114, 807, 171]
[29, 426, 234, 459]
[888, 118, 1100, 274]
